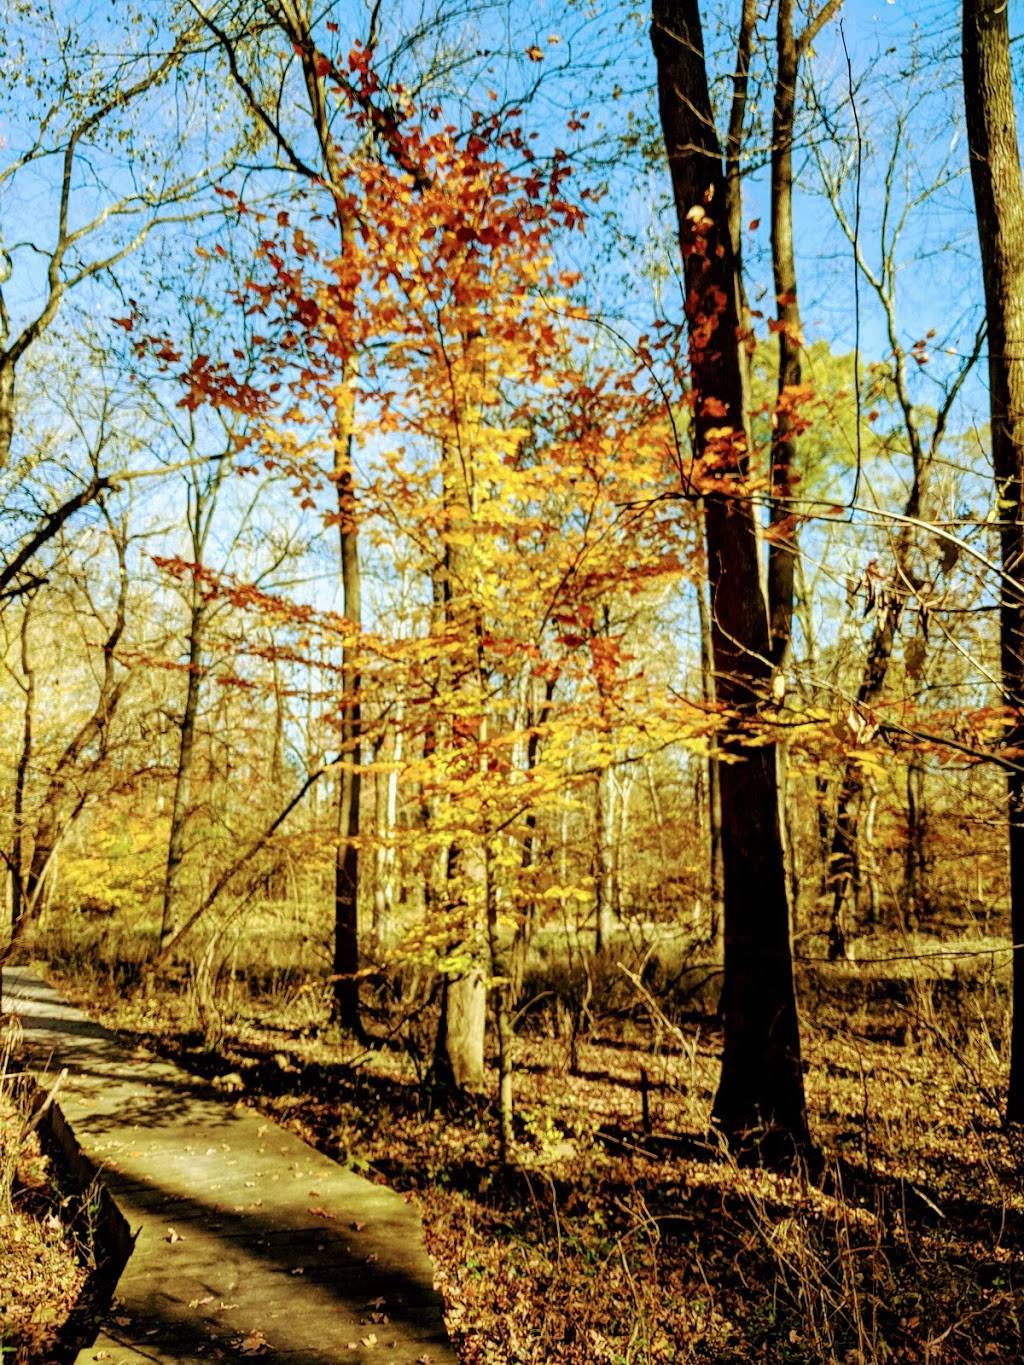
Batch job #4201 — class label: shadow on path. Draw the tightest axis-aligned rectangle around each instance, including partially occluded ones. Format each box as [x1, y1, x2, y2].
[2, 967, 456, 1365]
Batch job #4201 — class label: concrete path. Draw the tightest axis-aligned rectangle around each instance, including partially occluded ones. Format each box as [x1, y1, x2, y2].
[2, 967, 457, 1365]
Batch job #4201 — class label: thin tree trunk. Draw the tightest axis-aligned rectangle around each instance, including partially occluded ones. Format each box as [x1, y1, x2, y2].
[373, 710, 404, 940]
[962, 0, 1024, 1123]
[274, 1, 364, 1031]
[860, 778, 880, 927]
[0, 359, 14, 471]
[594, 770, 614, 953]
[768, 0, 828, 669]
[160, 590, 206, 949]
[769, 0, 843, 936]
[697, 555, 725, 947]
[903, 754, 927, 928]
[11, 600, 35, 929]
[652, 0, 809, 1161]
[510, 675, 557, 996]
[724, 0, 758, 465]
[484, 848, 514, 1163]
[332, 408, 362, 1033]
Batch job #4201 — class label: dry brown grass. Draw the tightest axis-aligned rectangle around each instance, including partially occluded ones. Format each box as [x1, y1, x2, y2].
[41, 940, 1024, 1364]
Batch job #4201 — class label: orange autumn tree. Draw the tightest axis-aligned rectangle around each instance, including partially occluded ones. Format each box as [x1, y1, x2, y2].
[171, 89, 706, 1135]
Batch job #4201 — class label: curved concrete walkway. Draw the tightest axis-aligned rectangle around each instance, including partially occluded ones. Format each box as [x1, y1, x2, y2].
[2, 967, 457, 1365]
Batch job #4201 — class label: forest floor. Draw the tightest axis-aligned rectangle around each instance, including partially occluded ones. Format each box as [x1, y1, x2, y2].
[0, 1020, 91, 1363]
[12, 938, 1024, 1364]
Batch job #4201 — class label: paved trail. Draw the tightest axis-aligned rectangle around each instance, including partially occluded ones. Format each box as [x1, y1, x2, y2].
[2, 967, 457, 1365]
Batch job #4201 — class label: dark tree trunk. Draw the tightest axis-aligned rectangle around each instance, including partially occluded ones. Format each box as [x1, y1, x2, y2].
[484, 855, 514, 1162]
[723, 0, 758, 457]
[278, 4, 364, 1032]
[651, 0, 809, 1162]
[11, 601, 35, 928]
[766, 0, 843, 663]
[767, 0, 803, 671]
[902, 754, 927, 928]
[962, 0, 1024, 1124]
[331, 415, 363, 1034]
[697, 562, 725, 945]
[160, 592, 206, 950]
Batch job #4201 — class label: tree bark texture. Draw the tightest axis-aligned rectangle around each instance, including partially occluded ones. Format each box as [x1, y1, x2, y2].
[962, 0, 1024, 1124]
[652, 0, 809, 1160]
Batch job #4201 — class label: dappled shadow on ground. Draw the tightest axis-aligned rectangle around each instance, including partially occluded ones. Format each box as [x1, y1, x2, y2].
[41, 959, 1024, 1364]
[4, 974, 251, 1133]
[4, 970, 454, 1364]
[81, 1161, 453, 1364]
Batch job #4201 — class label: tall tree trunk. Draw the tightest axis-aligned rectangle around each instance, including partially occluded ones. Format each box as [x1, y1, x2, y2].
[652, 0, 809, 1161]
[11, 600, 35, 929]
[767, 0, 844, 663]
[723, 0, 758, 466]
[332, 409, 362, 1032]
[484, 843, 515, 1163]
[769, 0, 842, 937]
[160, 591, 206, 949]
[697, 564, 725, 946]
[428, 341, 489, 1098]
[276, 1, 364, 1031]
[767, 0, 801, 668]
[962, 0, 1024, 1124]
